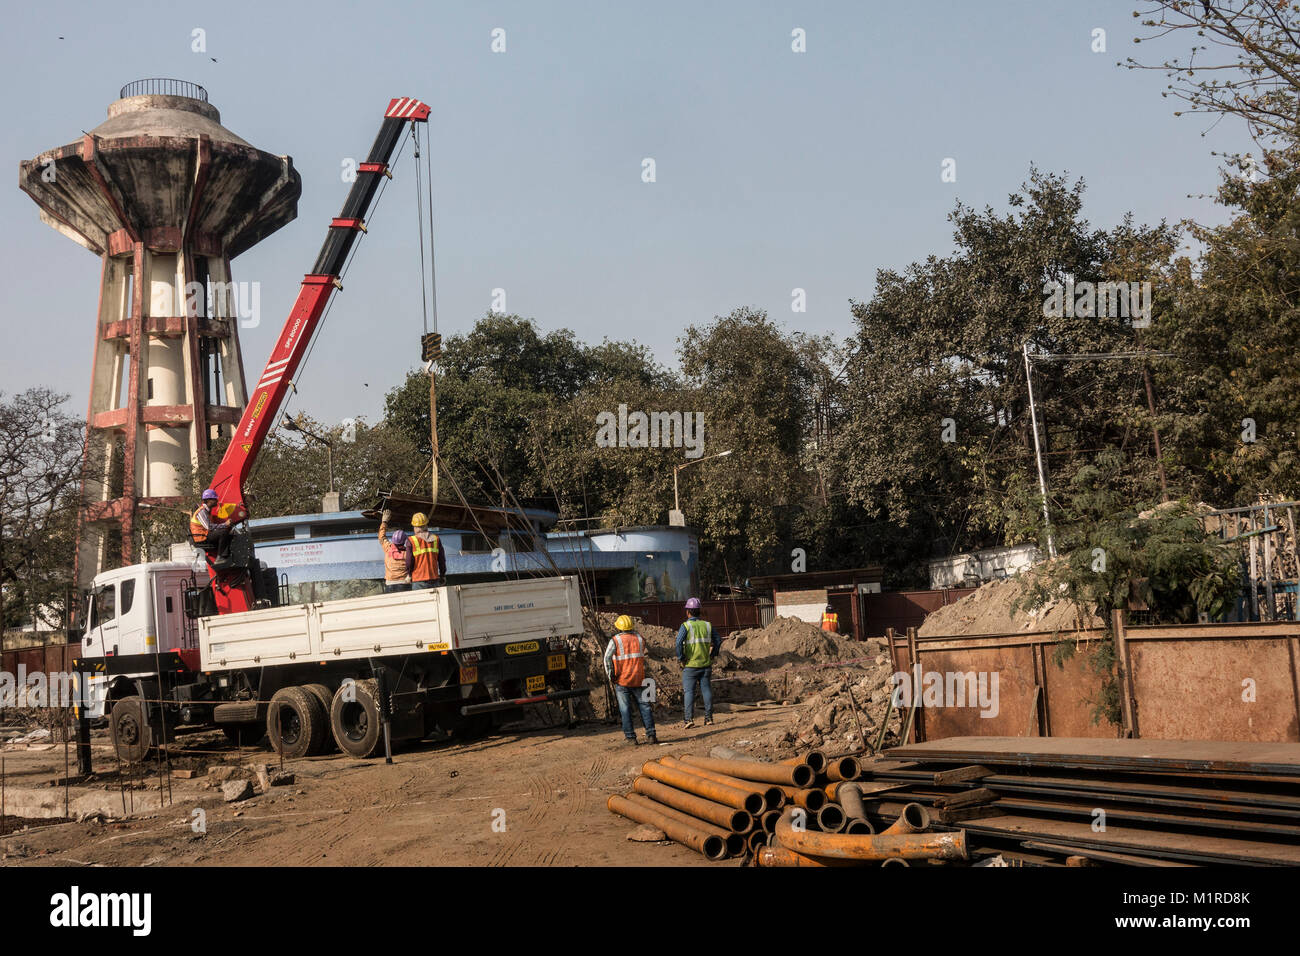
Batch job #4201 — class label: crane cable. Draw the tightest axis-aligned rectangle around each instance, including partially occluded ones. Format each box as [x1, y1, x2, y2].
[411, 122, 441, 507]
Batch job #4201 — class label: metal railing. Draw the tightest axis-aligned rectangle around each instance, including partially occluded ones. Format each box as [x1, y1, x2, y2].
[119, 78, 208, 101]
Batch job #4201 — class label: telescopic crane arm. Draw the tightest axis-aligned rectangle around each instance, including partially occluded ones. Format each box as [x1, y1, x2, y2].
[207, 97, 430, 513]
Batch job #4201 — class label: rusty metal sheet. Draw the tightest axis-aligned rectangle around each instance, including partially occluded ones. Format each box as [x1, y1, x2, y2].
[887, 737, 1300, 776]
[959, 813, 1300, 865]
[1040, 644, 1118, 739]
[910, 645, 1037, 739]
[1127, 636, 1300, 742]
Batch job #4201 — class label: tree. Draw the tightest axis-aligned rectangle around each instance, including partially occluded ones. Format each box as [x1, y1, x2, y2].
[1128, 1, 1300, 147]
[383, 313, 671, 507]
[834, 170, 1177, 583]
[0, 389, 84, 632]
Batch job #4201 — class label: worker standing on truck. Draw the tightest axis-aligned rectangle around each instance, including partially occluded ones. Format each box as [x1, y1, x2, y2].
[378, 509, 413, 591]
[603, 615, 658, 746]
[190, 489, 233, 561]
[408, 512, 446, 589]
[675, 597, 720, 729]
[821, 603, 839, 633]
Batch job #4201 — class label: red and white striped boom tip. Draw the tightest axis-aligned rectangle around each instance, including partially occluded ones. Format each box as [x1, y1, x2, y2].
[385, 97, 431, 121]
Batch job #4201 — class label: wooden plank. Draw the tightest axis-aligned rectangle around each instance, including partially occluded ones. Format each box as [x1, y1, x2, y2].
[932, 764, 992, 786]
[935, 787, 998, 810]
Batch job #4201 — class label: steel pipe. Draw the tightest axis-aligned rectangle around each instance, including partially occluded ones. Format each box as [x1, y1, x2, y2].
[626, 792, 746, 858]
[632, 776, 754, 832]
[779, 786, 827, 812]
[755, 845, 848, 868]
[816, 803, 846, 832]
[881, 802, 930, 835]
[825, 756, 861, 782]
[608, 794, 727, 861]
[642, 761, 764, 814]
[662, 756, 785, 812]
[881, 857, 910, 867]
[781, 749, 827, 774]
[761, 809, 782, 834]
[747, 828, 770, 853]
[837, 782, 869, 822]
[682, 754, 814, 788]
[845, 818, 875, 835]
[775, 808, 968, 862]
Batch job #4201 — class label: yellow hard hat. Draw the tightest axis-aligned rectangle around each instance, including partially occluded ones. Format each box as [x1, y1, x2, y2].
[411, 512, 428, 527]
[614, 615, 635, 632]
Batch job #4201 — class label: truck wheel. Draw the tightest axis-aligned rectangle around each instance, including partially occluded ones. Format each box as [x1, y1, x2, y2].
[110, 696, 158, 763]
[221, 723, 266, 747]
[268, 687, 329, 759]
[329, 679, 384, 758]
[301, 684, 337, 754]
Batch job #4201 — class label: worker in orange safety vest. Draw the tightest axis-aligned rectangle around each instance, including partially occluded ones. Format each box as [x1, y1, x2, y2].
[821, 604, 839, 633]
[408, 512, 447, 589]
[603, 615, 658, 745]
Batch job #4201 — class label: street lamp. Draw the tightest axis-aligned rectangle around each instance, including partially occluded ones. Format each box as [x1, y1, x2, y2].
[671, 449, 733, 526]
[282, 414, 336, 507]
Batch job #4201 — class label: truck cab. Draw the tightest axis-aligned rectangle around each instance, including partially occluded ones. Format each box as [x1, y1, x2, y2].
[81, 561, 200, 718]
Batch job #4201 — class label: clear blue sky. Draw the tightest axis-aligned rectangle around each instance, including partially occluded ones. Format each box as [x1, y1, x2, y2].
[1, 0, 1250, 426]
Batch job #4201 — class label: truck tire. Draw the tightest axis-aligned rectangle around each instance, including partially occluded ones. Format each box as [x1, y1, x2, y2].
[329, 679, 384, 758]
[301, 684, 337, 753]
[268, 687, 329, 759]
[221, 723, 266, 747]
[110, 696, 158, 763]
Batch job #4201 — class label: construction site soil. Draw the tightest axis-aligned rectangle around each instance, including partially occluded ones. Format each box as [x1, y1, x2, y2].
[917, 569, 1100, 637]
[0, 614, 902, 866]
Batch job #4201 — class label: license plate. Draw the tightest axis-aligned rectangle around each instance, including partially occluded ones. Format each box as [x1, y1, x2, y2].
[526, 675, 546, 693]
[459, 666, 478, 685]
[547, 653, 566, 672]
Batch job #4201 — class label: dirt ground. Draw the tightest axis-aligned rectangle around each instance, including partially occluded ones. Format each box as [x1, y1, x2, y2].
[0, 706, 823, 867]
[0, 615, 899, 867]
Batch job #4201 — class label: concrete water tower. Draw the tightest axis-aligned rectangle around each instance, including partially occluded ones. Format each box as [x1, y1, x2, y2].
[19, 79, 301, 587]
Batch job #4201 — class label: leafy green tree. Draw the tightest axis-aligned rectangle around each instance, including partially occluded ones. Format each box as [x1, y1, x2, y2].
[0, 389, 83, 632]
[835, 170, 1177, 583]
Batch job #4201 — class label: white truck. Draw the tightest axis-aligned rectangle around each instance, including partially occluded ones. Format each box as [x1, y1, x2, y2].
[77, 563, 588, 761]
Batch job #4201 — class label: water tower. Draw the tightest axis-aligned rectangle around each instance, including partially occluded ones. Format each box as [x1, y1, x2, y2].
[19, 79, 301, 587]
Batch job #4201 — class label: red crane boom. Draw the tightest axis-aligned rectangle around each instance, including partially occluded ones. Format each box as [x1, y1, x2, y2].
[204, 97, 429, 613]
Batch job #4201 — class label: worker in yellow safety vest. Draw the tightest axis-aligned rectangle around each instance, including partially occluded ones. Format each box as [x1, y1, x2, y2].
[821, 604, 839, 633]
[676, 597, 720, 729]
[408, 512, 446, 589]
[603, 615, 658, 745]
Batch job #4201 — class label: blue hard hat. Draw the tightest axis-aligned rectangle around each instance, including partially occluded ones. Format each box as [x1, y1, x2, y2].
[202, 489, 218, 501]
[391, 530, 408, 548]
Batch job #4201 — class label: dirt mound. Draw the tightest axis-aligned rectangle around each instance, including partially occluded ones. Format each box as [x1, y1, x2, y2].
[726, 616, 861, 667]
[918, 568, 1100, 637]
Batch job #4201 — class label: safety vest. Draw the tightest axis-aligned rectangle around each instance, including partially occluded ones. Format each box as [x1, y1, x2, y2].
[189, 506, 212, 543]
[681, 618, 714, 669]
[611, 631, 646, 687]
[411, 531, 440, 582]
[821, 612, 839, 633]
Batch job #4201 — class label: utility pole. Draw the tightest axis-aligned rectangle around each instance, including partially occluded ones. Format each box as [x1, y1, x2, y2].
[1023, 342, 1056, 558]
